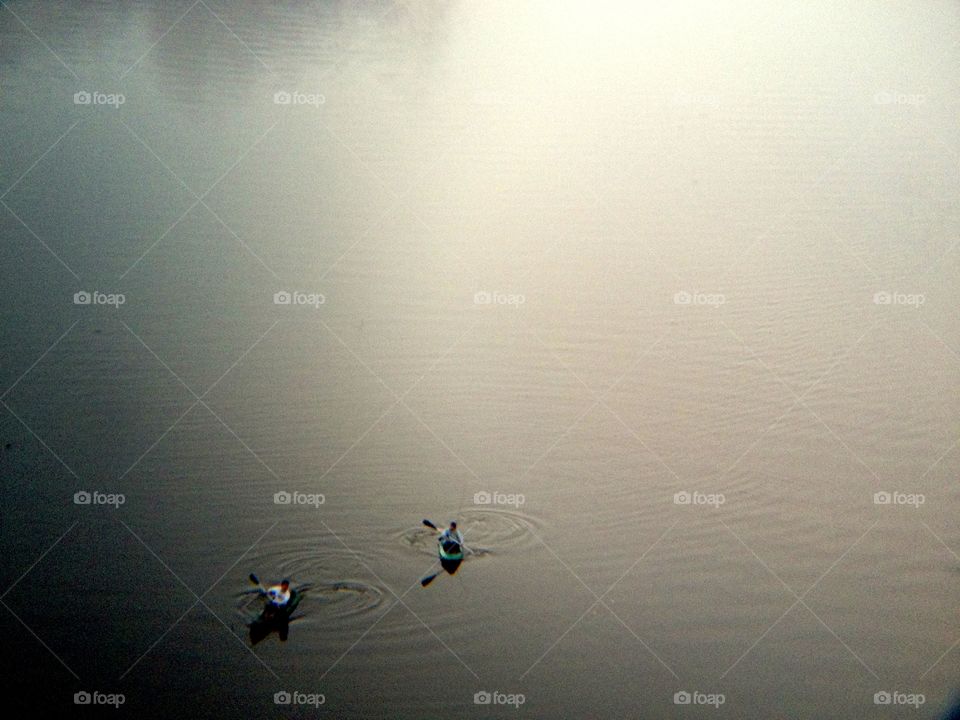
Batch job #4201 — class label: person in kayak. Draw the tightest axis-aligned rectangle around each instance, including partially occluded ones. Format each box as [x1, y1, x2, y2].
[265, 579, 291, 608]
[438, 521, 463, 552]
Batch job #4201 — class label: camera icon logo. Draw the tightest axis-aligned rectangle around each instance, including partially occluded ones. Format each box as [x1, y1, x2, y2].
[674, 691, 692, 704]
[873, 491, 891, 505]
[274, 291, 292, 305]
[74, 490, 92, 505]
[673, 491, 691, 505]
[874, 691, 892, 704]
[473, 491, 492, 505]
[274, 690, 292, 704]
[673, 290, 692, 305]
[74, 291, 92, 305]
[273, 91, 292, 105]
[474, 691, 492, 705]
[74, 691, 92, 704]
[873, 291, 892, 305]
[474, 291, 492, 305]
[274, 491, 292, 505]
[74, 91, 92, 105]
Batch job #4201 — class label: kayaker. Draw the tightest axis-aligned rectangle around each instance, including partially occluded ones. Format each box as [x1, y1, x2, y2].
[438, 521, 463, 550]
[265, 579, 291, 608]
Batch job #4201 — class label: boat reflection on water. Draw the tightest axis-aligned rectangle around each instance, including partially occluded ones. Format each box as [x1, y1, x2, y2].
[249, 589, 304, 645]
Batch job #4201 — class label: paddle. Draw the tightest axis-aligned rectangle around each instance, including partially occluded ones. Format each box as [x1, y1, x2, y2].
[422, 519, 438, 530]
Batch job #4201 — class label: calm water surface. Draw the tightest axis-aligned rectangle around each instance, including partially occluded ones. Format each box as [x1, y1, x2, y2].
[1, 1, 958, 717]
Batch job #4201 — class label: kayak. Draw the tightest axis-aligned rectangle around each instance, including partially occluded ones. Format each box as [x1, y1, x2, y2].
[438, 539, 463, 561]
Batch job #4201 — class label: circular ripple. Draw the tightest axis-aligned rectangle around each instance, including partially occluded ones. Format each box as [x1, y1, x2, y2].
[235, 578, 386, 624]
[312, 580, 386, 620]
[395, 508, 542, 556]
[242, 541, 388, 621]
[395, 526, 445, 557]
[247, 535, 369, 577]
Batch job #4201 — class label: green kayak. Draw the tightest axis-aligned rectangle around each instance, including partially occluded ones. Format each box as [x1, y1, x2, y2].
[438, 539, 463, 561]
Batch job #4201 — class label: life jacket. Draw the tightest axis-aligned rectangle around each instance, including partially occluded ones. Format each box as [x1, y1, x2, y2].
[266, 586, 291, 606]
[440, 529, 462, 543]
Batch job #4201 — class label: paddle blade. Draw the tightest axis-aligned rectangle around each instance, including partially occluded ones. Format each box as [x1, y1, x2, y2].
[249, 573, 260, 586]
[422, 519, 438, 530]
[420, 573, 439, 587]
